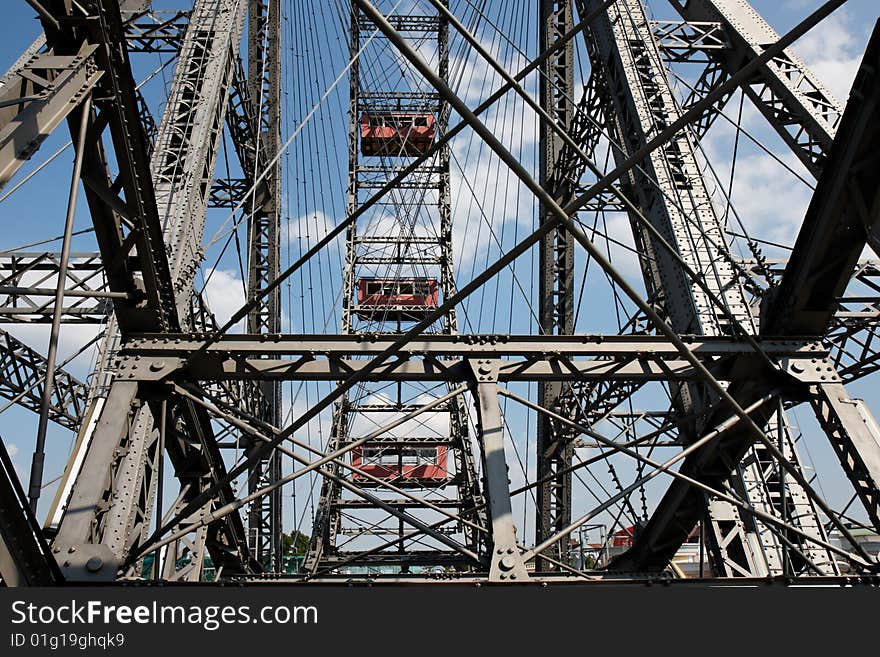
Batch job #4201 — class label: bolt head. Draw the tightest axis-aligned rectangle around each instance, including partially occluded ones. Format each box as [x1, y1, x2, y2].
[500, 555, 517, 570]
[85, 557, 103, 573]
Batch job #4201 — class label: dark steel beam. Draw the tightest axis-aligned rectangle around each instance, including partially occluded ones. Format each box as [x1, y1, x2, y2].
[0, 438, 62, 586]
[536, 0, 576, 570]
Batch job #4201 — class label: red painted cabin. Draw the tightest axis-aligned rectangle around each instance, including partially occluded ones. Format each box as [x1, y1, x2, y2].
[360, 112, 436, 156]
[355, 277, 439, 321]
[351, 444, 448, 487]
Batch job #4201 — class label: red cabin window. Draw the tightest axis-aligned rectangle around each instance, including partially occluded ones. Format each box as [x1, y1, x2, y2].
[355, 277, 439, 320]
[360, 112, 436, 156]
[351, 444, 448, 486]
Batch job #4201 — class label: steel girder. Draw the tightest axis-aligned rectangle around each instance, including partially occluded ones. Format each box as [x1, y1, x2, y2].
[610, 10, 880, 575]
[0, 328, 87, 431]
[123, 9, 191, 53]
[243, 0, 283, 572]
[111, 334, 828, 386]
[669, 0, 842, 177]
[650, 19, 727, 63]
[581, 0, 829, 577]
[536, 0, 577, 571]
[211, 12, 279, 568]
[0, 252, 110, 323]
[0, 438, 61, 586]
[761, 26, 880, 533]
[0, 3, 182, 192]
[40, 0, 256, 581]
[0, 42, 102, 192]
[2, 0, 876, 586]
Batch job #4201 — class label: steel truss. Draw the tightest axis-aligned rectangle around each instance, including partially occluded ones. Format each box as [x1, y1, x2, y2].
[1, 0, 880, 587]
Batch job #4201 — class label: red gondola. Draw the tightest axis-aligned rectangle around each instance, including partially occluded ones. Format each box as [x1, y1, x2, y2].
[355, 277, 439, 320]
[360, 112, 436, 156]
[351, 443, 448, 487]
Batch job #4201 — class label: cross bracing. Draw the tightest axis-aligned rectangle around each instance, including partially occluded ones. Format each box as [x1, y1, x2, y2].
[0, 0, 878, 586]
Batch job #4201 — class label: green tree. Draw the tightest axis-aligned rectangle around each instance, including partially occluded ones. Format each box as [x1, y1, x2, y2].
[282, 530, 310, 556]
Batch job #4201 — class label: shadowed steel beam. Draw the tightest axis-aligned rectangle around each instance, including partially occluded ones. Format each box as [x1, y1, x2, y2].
[469, 362, 528, 581]
[0, 438, 62, 586]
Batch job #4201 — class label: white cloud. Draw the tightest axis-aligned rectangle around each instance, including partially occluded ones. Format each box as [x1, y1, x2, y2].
[348, 391, 450, 439]
[791, 9, 864, 102]
[201, 268, 246, 331]
[726, 151, 813, 247]
[285, 210, 345, 253]
[6, 323, 103, 382]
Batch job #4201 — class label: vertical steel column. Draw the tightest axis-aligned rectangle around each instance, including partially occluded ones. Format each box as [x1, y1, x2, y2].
[470, 361, 528, 581]
[581, 0, 768, 576]
[245, 0, 283, 572]
[536, 0, 576, 572]
[50, 0, 254, 581]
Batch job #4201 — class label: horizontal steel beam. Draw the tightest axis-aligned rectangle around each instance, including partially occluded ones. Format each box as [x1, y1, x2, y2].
[121, 333, 823, 357]
[113, 342, 832, 386]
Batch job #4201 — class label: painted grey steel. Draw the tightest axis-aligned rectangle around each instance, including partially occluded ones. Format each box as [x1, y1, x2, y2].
[0, 44, 102, 191]
[0, 328, 88, 430]
[614, 18, 880, 573]
[3, 0, 880, 585]
[580, 0, 842, 576]
[244, 0, 283, 572]
[581, 0, 770, 575]
[0, 248, 110, 321]
[0, 438, 61, 586]
[536, 0, 576, 571]
[670, 0, 842, 177]
[46, 0, 255, 581]
[470, 362, 528, 581]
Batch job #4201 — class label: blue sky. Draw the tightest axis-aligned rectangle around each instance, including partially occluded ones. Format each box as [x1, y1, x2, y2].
[1, 0, 878, 549]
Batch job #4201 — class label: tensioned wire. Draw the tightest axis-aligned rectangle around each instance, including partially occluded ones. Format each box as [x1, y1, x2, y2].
[460, 0, 784, 338]
[280, 0, 496, 544]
